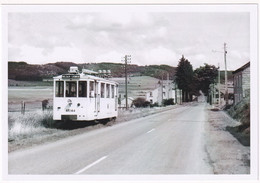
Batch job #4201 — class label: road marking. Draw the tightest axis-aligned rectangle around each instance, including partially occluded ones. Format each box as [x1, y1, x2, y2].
[146, 129, 155, 134]
[74, 156, 108, 174]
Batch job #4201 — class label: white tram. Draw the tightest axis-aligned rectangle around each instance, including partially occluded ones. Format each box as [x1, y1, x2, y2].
[53, 66, 118, 121]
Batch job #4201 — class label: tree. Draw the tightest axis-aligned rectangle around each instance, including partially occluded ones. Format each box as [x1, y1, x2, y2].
[175, 55, 194, 102]
[194, 63, 218, 96]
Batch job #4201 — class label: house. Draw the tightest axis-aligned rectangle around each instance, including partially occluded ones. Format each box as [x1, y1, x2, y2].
[232, 62, 250, 105]
[146, 80, 182, 105]
[119, 97, 134, 108]
[212, 81, 234, 106]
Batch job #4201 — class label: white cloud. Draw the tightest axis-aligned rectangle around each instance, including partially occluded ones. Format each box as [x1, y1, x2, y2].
[7, 11, 250, 70]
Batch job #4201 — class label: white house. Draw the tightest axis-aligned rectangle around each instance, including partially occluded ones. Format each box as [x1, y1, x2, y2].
[119, 97, 134, 108]
[146, 80, 182, 105]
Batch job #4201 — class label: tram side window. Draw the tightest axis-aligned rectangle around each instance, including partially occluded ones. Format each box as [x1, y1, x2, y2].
[79, 81, 87, 97]
[101, 83, 105, 98]
[66, 81, 77, 97]
[111, 85, 115, 98]
[55, 81, 64, 97]
[89, 81, 94, 98]
[106, 84, 110, 98]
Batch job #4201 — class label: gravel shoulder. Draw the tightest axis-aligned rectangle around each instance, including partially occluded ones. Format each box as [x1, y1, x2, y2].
[204, 105, 250, 174]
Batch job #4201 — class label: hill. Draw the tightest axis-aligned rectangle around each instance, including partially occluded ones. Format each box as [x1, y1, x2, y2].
[111, 76, 160, 99]
[8, 61, 177, 81]
[219, 70, 233, 83]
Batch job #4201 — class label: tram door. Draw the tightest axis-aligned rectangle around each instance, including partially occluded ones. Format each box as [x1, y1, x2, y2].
[95, 80, 100, 117]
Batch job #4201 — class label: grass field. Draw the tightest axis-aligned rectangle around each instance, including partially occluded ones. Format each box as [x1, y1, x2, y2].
[8, 86, 53, 112]
[111, 76, 159, 98]
[8, 76, 159, 112]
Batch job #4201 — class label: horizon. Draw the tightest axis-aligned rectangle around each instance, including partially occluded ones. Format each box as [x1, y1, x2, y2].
[8, 60, 242, 71]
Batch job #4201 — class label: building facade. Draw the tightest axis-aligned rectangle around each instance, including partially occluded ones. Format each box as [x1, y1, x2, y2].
[146, 80, 182, 105]
[233, 62, 250, 105]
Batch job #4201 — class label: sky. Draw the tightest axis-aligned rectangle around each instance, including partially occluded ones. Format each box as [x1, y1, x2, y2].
[7, 7, 250, 70]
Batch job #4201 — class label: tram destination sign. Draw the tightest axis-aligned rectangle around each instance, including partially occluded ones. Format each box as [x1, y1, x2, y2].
[62, 74, 80, 79]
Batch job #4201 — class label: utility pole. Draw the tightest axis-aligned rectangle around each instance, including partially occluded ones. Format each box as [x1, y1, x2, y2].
[161, 74, 164, 106]
[218, 63, 220, 106]
[122, 55, 131, 110]
[212, 43, 228, 106]
[213, 83, 216, 105]
[224, 43, 228, 106]
[175, 81, 177, 104]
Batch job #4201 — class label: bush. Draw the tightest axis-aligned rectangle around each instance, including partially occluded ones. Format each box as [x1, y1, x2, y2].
[132, 97, 150, 108]
[150, 102, 159, 107]
[162, 98, 175, 106]
[227, 96, 250, 126]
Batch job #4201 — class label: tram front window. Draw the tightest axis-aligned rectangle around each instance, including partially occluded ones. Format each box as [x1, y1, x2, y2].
[55, 81, 64, 97]
[66, 81, 77, 97]
[79, 81, 87, 97]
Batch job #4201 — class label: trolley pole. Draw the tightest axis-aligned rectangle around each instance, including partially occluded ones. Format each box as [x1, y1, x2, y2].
[224, 43, 228, 106]
[122, 55, 131, 110]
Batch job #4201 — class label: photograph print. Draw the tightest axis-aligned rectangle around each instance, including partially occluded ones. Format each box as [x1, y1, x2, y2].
[3, 4, 258, 181]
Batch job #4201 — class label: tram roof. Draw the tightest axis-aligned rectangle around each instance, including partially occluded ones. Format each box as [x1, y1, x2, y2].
[53, 73, 118, 85]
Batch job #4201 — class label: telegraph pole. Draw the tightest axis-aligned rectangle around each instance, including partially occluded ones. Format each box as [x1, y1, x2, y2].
[212, 43, 228, 106]
[224, 43, 228, 106]
[161, 74, 164, 106]
[122, 55, 131, 110]
[218, 63, 220, 106]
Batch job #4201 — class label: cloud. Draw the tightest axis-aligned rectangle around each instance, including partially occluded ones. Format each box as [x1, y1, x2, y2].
[7, 11, 250, 70]
[140, 46, 178, 66]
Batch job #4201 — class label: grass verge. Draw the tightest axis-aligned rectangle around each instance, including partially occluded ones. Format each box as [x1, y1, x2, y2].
[226, 125, 250, 146]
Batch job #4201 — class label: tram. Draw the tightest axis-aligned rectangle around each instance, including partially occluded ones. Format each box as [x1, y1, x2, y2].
[53, 66, 118, 121]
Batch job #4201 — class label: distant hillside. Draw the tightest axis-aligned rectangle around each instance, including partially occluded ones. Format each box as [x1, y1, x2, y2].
[219, 71, 233, 83]
[8, 61, 177, 81]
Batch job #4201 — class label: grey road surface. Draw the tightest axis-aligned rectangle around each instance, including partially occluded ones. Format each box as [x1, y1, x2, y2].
[9, 102, 213, 174]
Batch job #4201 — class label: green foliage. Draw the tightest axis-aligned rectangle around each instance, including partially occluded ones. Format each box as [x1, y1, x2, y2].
[227, 96, 250, 126]
[162, 98, 175, 106]
[194, 63, 218, 95]
[175, 55, 195, 102]
[150, 102, 159, 107]
[132, 97, 150, 108]
[175, 55, 194, 92]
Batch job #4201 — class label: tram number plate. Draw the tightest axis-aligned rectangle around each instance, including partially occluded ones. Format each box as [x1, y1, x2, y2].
[66, 109, 75, 112]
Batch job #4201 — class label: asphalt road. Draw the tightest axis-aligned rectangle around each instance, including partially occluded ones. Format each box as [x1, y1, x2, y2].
[9, 102, 213, 174]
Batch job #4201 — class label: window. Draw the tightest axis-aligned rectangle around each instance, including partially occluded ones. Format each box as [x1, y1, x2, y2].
[78, 81, 87, 97]
[150, 92, 153, 97]
[66, 81, 77, 97]
[106, 84, 110, 98]
[111, 85, 115, 98]
[101, 83, 105, 98]
[89, 81, 94, 98]
[55, 81, 64, 97]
